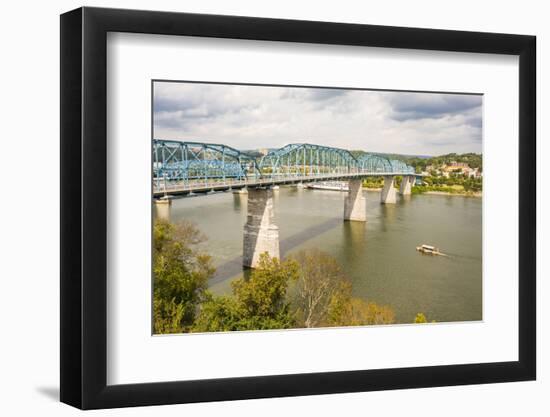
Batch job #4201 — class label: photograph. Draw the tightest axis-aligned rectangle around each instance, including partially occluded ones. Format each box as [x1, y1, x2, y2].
[152, 81, 483, 334]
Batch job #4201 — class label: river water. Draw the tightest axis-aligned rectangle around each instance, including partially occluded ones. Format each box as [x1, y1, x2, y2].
[157, 186, 482, 324]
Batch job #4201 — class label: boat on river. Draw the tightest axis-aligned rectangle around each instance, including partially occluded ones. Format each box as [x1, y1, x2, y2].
[416, 244, 447, 256]
[306, 181, 349, 192]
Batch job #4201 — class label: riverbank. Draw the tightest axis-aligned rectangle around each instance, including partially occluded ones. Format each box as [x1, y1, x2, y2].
[361, 186, 482, 198]
[423, 191, 482, 198]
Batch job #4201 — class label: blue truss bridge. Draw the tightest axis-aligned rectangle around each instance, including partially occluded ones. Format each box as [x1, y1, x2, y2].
[153, 139, 419, 197]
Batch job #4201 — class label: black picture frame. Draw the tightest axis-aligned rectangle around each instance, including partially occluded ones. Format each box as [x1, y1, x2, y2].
[60, 6, 536, 410]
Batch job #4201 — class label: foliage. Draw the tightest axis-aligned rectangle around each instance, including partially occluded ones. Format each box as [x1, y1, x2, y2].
[414, 313, 428, 323]
[414, 313, 435, 323]
[411, 185, 427, 195]
[395, 152, 483, 172]
[424, 174, 482, 189]
[288, 249, 349, 328]
[153, 297, 185, 334]
[193, 253, 300, 332]
[153, 219, 215, 334]
[412, 182, 481, 195]
[326, 280, 395, 326]
[287, 250, 396, 328]
[191, 294, 243, 332]
[362, 176, 384, 188]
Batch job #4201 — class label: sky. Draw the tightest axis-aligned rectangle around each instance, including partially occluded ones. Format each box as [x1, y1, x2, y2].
[153, 81, 482, 156]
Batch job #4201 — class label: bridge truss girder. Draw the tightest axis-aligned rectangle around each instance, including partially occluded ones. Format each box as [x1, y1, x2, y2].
[153, 140, 416, 185]
[259, 143, 359, 177]
[153, 140, 261, 185]
[356, 153, 415, 175]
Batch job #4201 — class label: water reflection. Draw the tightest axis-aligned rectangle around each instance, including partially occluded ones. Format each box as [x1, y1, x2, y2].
[341, 221, 368, 266]
[400, 194, 412, 203]
[232, 193, 246, 211]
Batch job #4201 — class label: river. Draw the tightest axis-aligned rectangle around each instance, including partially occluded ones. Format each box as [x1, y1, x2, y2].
[156, 186, 482, 324]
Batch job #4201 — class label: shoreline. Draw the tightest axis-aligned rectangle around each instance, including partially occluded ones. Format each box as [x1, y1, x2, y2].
[362, 187, 482, 198]
[423, 191, 482, 198]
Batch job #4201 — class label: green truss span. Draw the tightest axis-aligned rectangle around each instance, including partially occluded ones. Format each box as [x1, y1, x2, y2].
[153, 140, 416, 183]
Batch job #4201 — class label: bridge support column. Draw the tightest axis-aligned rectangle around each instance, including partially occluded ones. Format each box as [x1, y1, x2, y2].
[344, 179, 366, 222]
[381, 176, 397, 204]
[399, 175, 413, 196]
[154, 197, 172, 221]
[243, 188, 280, 268]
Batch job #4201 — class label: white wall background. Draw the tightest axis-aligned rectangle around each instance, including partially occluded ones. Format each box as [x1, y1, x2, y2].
[0, 0, 545, 415]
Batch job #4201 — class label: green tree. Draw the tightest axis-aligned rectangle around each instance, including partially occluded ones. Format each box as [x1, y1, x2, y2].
[191, 294, 243, 332]
[153, 219, 215, 334]
[193, 253, 300, 332]
[153, 297, 185, 334]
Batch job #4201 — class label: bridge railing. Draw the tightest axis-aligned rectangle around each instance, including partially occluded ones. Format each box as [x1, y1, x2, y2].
[153, 171, 419, 194]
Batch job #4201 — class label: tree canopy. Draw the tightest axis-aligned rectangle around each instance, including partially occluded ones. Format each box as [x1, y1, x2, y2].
[153, 219, 215, 334]
[193, 254, 300, 332]
[289, 250, 395, 328]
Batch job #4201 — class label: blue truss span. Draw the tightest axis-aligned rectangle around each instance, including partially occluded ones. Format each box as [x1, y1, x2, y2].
[153, 140, 416, 193]
[153, 140, 261, 182]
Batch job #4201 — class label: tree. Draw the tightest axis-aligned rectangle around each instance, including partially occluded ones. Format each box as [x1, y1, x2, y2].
[191, 294, 243, 332]
[153, 296, 185, 334]
[289, 249, 348, 328]
[414, 313, 427, 323]
[414, 312, 435, 323]
[326, 280, 395, 326]
[153, 219, 215, 334]
[193, 253, 300, 332]
[288, 250, 396, 329]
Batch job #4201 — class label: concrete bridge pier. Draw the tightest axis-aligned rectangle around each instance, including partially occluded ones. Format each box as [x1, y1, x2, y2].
[344, 179, 367, 222]
[243, 187, 280, 268]
[154, 197, 172, 221]
[381, 176, 397, 204]
[399, 175, 413, 196]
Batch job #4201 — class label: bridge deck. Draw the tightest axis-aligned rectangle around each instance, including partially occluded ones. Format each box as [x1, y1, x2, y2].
[153, 172, 419, 197]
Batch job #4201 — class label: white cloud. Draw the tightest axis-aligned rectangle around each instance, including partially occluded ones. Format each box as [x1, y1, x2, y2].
[153, 82, 482, 156]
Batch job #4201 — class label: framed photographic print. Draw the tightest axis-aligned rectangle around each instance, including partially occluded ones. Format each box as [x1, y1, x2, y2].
[60, 7, 536, 409]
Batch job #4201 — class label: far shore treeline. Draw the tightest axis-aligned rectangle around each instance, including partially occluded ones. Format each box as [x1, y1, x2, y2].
[153, 219, 432, 335]
[350, 151, 482, 172]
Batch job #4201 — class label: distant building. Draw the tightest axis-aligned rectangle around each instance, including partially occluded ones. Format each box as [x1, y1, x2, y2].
[425, 161, 481, 178]
[448, 161, 469, 168]
[441, 162, 470, 175]
[471, 167, 482, 178]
